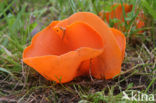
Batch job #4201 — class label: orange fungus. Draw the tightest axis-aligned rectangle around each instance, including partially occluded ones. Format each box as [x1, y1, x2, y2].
[23, 12, 126, 83]
[99, 3, 145, 33]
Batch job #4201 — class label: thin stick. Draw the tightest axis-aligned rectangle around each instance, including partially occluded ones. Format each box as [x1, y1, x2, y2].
[59, 27, 66, 40]
[89, 59, 94, 82]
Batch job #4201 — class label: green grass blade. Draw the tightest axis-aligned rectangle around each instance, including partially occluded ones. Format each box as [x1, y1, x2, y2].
[142, 0, 156, 20]
[69, 0, 77, 13]
[0, 67, 13, 76]
[120, 0, 127, 27]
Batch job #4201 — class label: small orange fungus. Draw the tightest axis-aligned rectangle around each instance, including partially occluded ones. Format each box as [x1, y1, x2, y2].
[99, 4, 145, 33]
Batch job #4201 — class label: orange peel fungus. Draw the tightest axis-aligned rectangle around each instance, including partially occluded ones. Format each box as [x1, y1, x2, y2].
[23, 12, 126, 83]
[99, 3, 145, 33]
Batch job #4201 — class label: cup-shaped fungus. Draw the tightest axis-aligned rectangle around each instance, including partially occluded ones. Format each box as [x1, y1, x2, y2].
[99, 3, 145, 33]
[23, 12, 126, 83]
